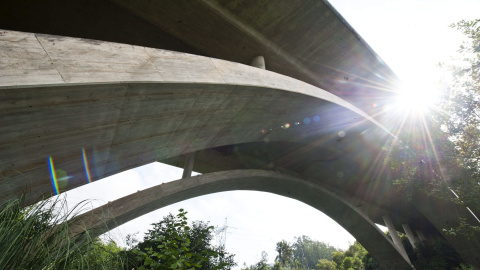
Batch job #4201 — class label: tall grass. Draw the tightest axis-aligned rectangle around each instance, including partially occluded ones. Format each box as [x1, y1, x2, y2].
[0, 195, 127, 270]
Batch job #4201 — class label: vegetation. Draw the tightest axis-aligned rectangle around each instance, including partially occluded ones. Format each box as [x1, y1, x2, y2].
[435, 19, 480, 237]
[0, 196, 127, 270]
[386, 19, 480, 240]
[243, 234, 476, 270]
[3, 17, 480, 270]
[128, 209, 236, 270]
[0, 196, 234, 270]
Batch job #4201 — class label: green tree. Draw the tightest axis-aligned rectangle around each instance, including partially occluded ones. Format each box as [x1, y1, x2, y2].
[275, 240, 294, 267]
[343, 241, 367, 260]
[71, 238, 127, 269]
[291, 235, 339, 268]
[133, 209, 236, 270]
[331, 251, 344, 267]
[436, 18, 480, 237]
[339, 257, 353, 270]
[272, 237, 341, 269]
[316, 259, 336, 270]
[362, 253, 381, 270]
[386, 18, 480, 241]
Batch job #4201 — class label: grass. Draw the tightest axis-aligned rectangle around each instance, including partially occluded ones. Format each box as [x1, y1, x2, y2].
[0, 195, 128, 270]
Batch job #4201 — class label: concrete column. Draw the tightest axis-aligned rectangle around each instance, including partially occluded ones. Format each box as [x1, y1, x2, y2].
[251, 55, 266, 69]
[402, 224, 419, 249]
[182, 152, 195, 179]
[416, 229, 428, 242]
[383, 215, 410, 261]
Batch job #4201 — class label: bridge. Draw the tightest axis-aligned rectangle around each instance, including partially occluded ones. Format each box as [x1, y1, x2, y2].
[1, 1, 479, 268]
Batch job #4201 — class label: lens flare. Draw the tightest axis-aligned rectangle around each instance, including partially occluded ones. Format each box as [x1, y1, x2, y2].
[48, 157, 60, 195]
[394, 82, 439, 114]
[82, 148, 92, 183]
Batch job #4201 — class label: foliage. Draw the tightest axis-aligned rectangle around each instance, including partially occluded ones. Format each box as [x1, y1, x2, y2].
[316, 259, 336, 270]
[339, 256, 362, 270]
[241, 251, 271, 270]
[70, 238, 127, 269]
[269, 236, 341, 270]
[361, 253, 380, 270]
[0, 195, 127, 269]
[387, 18, 480, 238]
[291, 236, 339, 269]
[132, 209, 236, 270]
[435, 18, 480, 237]
[408, 240, 463, 270]
[275, 240, 293, 266]
[330, 251, 344, 267]
[343, 241, 367, 260]
[249, 238, 382, 270]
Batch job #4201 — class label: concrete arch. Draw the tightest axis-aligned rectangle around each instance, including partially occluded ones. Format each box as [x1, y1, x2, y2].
[71, 169, 412, 269]
[0, 30, 392, 206]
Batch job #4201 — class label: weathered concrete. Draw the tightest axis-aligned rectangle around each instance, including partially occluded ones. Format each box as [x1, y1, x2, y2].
[1, 29, 480, 268]
[182, 152, 195, 179]
[0, 30, 389, 204]
[251, 55, 265, 69]
[383, 215, 410, 263]
[0, 0, 401, 117]
[416, 230, 427, 242]
[71, 169, 413, 269]
[402, 224, 419, 249]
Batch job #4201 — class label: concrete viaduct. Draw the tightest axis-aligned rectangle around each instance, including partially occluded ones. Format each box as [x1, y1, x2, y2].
[1, 0, 479, 268]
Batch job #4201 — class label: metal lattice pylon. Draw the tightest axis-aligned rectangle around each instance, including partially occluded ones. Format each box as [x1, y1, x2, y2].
[215, 218, 228, 248]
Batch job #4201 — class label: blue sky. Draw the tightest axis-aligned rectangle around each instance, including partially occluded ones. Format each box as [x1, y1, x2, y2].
[63, 0, 480, 267]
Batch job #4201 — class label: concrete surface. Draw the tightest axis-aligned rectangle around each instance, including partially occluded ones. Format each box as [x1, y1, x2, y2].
[1, 29, 479, 268]
[0, 0, 401, 117]
[70, 169, 413, 269]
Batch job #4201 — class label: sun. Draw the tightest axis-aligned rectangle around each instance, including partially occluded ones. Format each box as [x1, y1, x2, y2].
[394, 81, 439, 114]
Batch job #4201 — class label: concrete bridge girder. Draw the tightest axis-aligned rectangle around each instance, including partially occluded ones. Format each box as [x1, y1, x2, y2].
[0, 29, 389, 204]
[3, 30, 479, 268]
[71, 169, 413, 269]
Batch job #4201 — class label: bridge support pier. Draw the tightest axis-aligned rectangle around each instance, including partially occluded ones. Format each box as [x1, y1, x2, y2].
[182, 152, 195, 179]
[383, 215, 410, 262]
[416, 230, 427, 242]
[402, 224, 419, 249]
[251, 55, 266, 69]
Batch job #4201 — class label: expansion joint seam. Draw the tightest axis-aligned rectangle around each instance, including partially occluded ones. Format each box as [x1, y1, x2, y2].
[104, 84, 130, 178]
[208, 59, 226, 84]
[34, 34, 67, 83]
[143, 47, 164, 80]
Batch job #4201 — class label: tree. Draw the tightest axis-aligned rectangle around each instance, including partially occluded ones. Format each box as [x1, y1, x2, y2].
[133, 209, 236, 270]
[343, 241, 367, 260]
[291, 235, 338, 268]
[272, 236, 341, 269]
[361, 253, 381, 270]
[436, 18, 480, 237]
[387, 19, 480, 239]
[71, 238, 127, 269]
[316, 259, 336, 270]
[275, 240, 294, 267]
[242, 251, 271, 270]
[331, 251, 344, 267]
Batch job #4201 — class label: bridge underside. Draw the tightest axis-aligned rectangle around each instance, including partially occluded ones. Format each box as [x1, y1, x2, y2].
[0, 0, 400, 117]
[1, 11, 480, 268]
[72, 169, 413, 269]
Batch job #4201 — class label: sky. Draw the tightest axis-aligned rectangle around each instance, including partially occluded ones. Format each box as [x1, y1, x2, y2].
[62, 0, 480, 268]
